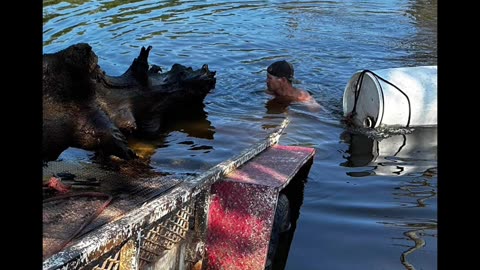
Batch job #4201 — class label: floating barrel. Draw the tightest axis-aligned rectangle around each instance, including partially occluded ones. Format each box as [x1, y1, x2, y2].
[343, 66, 437, 128]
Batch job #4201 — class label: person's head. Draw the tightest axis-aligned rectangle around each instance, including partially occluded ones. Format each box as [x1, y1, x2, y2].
[266, 60, 294, 93]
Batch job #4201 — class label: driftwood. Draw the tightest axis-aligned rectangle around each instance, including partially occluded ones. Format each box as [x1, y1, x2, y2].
[43, 43, 216, 161]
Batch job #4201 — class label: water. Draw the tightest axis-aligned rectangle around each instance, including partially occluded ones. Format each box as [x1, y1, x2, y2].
[43, 0, 437, 269]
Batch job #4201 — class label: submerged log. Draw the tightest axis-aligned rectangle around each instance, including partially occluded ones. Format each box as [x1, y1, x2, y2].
[43, 43, 216, 162]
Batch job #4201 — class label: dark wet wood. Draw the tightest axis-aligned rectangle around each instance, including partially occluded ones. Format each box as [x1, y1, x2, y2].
[43, 43, 216, 162]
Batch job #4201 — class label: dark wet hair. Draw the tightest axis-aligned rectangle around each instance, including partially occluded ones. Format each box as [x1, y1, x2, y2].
[267, 60, 294, 82]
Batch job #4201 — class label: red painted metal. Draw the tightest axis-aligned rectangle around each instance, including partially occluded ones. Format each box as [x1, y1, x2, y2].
[226, 145, 315, 188]
[205, 145, 315, 270]
[207, 182, 277, 270]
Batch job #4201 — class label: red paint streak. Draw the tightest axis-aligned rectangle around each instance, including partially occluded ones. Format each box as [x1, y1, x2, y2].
[206, 182, 277, 270]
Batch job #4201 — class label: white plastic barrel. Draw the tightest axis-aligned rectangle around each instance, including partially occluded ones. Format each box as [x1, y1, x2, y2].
[343, 66, 437, 128]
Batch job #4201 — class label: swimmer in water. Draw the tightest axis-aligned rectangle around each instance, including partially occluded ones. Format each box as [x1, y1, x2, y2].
[265, 60, 322, 112]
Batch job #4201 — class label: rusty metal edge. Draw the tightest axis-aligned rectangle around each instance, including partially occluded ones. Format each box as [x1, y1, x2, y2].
[43, 118, 290, 270]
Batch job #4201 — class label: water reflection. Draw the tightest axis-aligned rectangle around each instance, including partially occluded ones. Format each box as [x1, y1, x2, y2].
[129, 104, 216, 160]
[340, 127, 437, 177]
[400, 225, 436, 270]
[265, 98, 291, 115]
[261, 98, 290, 132]
[341, 127, 438, 269]
[376, 153, 437, 270]
[159, 104, 216, 140]
[381, 220, 437, 270]
[401, 229, 426, 270]
[391, 175, 436, 267]
[393, 167, 437, 209]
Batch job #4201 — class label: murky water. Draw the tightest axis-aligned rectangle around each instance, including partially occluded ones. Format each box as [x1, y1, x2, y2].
[44, 0, 437, 269]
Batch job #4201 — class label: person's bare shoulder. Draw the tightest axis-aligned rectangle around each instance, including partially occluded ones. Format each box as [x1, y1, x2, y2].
[296, 90, 322, 112]
[303, 96, 322, 112]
